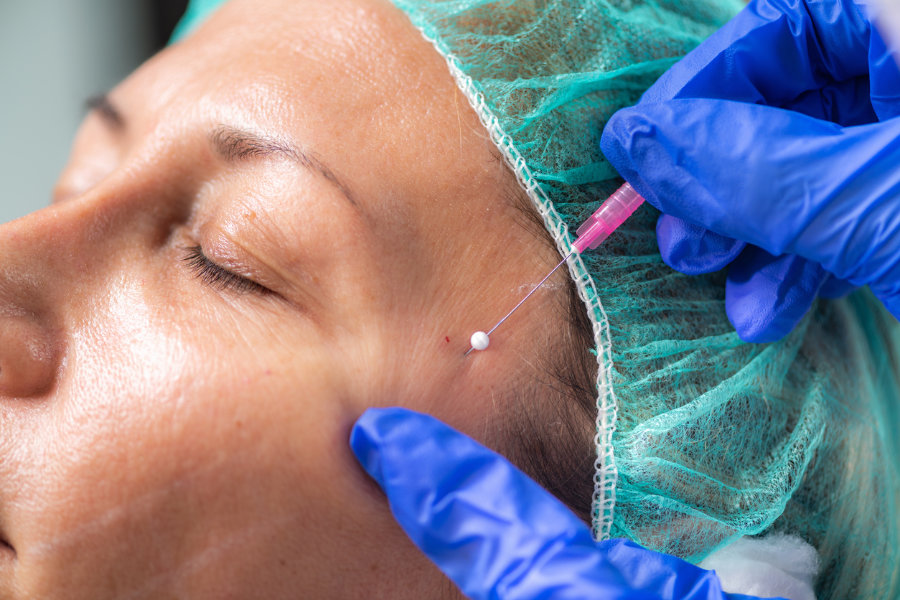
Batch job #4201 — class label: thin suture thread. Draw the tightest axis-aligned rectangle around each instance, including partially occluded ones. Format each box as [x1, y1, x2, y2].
[464, 253, 571, 356]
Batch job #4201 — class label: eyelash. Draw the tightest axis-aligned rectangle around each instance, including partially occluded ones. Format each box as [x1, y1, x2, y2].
[182, 245, 270, 295]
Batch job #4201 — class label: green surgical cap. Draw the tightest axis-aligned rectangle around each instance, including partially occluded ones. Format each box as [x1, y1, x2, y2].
[173, 1, 900, 597]
[169, 0, 225, 42]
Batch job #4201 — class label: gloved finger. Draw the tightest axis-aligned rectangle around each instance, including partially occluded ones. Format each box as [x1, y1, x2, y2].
[656, 207, 856, 307]
[643, 0, 871, 110]
[818, 274, 857, 299]
[601, 99, 900, 288]
[350, 408, 741, 600]
[657, 214, 745, 274]
[725, 248, 827, 343]
[351, 407, 603, 599]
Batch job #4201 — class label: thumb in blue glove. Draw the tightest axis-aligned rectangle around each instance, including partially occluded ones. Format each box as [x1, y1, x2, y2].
[350, 407, 774, 600]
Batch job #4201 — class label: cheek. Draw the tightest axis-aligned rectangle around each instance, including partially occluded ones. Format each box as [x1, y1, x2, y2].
[7, 278, 370, 598]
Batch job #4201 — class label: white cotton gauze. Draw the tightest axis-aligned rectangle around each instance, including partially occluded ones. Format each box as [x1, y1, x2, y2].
[698, 534, 819, 600]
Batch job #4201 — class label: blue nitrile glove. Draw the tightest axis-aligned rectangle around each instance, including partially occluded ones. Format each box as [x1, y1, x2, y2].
[600, 0, 900, 342]
[350, 407, 775, 600]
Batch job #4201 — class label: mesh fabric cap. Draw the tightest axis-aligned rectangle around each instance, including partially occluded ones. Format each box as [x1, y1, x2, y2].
[170, 0, 226, 41]
[172, 1, 900, 597]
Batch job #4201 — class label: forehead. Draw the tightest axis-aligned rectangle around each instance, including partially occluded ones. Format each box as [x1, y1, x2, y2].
[137, 0, 505, 220]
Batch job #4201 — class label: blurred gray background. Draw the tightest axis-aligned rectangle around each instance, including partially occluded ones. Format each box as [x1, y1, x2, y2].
[0, 0, 187, 224]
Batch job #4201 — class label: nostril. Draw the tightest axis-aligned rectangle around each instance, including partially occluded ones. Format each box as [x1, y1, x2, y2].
[0, 316, 59, 398]
[0, 523, 14, 558]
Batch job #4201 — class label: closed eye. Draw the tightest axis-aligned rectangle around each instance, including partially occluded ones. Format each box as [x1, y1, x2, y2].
[182, 245, 270, 295]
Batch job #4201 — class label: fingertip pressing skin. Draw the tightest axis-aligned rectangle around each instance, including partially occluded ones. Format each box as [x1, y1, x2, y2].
[349, 408, 742, 600]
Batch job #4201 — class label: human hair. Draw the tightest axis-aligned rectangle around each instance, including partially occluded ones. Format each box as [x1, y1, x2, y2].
[494, 167, 599, 526]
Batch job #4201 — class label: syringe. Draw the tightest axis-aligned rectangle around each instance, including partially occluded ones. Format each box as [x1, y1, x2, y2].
[466, 182, 644, 355]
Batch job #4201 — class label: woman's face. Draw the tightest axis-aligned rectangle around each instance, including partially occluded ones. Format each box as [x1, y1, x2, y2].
[0, 0, 568, 597]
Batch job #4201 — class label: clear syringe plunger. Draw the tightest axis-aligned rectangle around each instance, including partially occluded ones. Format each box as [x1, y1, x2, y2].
[465, 182, 645, 356]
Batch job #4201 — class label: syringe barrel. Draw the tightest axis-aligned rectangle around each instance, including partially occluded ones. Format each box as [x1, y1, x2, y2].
[573, 182, 645, 253]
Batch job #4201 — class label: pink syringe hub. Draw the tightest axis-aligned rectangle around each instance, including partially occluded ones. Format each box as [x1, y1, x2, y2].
[464, 183, 645, 356]
[573, 182, 645, 253]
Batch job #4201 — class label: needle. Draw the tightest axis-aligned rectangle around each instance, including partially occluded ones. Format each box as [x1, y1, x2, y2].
[465, 251, 574, 356]
[463, 182, 646, 357]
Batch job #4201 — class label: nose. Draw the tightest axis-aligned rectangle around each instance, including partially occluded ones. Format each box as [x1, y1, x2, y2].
[0, 203, 91, 399]
[0, 131, 192, 399]
[0, 210, 66, 398]
[0, 312, 57, 398]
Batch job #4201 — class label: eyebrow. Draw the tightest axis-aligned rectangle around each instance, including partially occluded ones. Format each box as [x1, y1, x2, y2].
[86, 94, 356, 206]
[210, 126, 356, 206]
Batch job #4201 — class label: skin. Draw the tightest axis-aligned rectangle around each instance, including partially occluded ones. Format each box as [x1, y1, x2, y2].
[0, 0, 572, 597]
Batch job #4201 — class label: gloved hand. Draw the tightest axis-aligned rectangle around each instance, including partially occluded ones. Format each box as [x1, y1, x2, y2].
[351, 407, 774, 600]
[600, 0, 900, 342]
